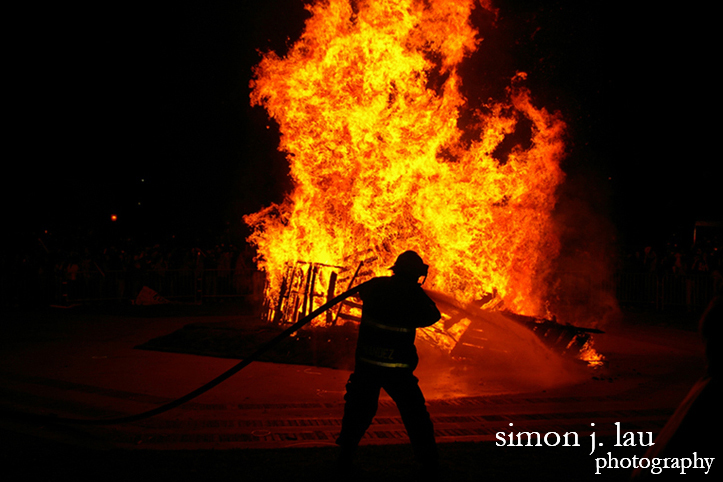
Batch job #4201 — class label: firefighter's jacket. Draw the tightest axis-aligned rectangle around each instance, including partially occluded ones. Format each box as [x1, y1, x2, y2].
[355, 276, 441, 370]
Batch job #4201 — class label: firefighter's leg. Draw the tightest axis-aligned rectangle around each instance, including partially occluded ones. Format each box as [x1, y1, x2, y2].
[336, 368, 382, 462]
[384, 371, 438, 470]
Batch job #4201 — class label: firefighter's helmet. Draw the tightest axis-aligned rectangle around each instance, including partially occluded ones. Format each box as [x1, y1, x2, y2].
[390, 251, 429, 278]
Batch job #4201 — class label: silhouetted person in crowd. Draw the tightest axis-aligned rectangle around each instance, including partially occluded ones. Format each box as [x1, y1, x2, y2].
[336, 251, 441, 478]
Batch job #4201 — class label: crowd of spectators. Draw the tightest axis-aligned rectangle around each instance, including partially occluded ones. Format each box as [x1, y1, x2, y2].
[616, 236, 722, 313]
[2, 227, 721, 309]
[1, 232, 264, 307]
[622, 242, 721, 277]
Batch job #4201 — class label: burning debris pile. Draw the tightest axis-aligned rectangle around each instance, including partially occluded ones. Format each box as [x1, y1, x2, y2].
[261, 252, 604, 368]
[243, 0, 603, 367]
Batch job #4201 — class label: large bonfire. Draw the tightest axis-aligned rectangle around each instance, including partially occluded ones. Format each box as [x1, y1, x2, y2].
[244, 0, 567, 334]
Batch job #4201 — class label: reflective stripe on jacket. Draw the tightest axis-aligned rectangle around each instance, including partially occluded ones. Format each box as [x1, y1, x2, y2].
[355, 276, 441, 370]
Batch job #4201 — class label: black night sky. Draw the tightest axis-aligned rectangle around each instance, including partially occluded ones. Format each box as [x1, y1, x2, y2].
[6, 0, 718, 256]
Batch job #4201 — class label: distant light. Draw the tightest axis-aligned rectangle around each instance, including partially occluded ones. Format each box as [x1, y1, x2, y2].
[111, 214, 118, 222]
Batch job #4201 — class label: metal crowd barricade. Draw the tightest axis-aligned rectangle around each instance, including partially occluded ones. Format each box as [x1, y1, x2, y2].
[613, 271, 716, 312]
[0, 266, 715, 313]
[53, 269, 257, 305]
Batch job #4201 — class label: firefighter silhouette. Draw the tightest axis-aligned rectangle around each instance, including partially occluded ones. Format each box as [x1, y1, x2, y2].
[336, 250, 441, 475]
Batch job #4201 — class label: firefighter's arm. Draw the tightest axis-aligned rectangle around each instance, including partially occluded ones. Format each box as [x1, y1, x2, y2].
[413, 289, 442, 328]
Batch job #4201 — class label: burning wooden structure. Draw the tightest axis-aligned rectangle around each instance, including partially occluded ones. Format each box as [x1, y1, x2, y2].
[262, 255, 604, 367]
[244, 0, 604, 367]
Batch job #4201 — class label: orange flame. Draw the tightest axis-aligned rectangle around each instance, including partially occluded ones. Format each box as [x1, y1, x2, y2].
[245, 0, 566, 319]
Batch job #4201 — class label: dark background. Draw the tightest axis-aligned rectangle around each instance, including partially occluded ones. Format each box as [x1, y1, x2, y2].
[6, 0, 717, 256]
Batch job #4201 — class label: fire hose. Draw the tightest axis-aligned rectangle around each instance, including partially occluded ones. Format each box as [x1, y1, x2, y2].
[2, 283, 367, 426]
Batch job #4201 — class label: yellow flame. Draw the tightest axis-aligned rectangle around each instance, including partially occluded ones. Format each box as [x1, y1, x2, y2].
[578, 339, 606, 368]
[245, 0, 566, 318]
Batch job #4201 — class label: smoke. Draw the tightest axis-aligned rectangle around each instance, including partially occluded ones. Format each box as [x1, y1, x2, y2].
[548, 161, 622, 330]
[416, 290, 589, 399]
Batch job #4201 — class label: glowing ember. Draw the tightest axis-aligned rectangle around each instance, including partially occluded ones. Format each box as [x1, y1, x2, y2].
[577, 340, 606, 368]
[244, 0, 567, 333]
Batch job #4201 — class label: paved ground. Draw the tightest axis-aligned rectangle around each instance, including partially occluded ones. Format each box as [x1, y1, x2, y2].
[0, 303, 712, 481]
